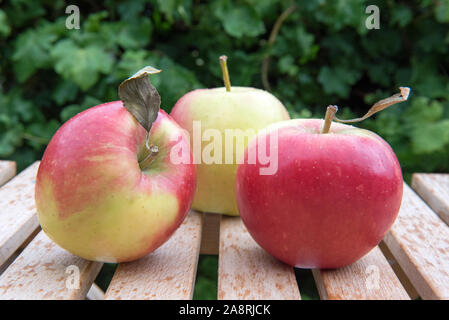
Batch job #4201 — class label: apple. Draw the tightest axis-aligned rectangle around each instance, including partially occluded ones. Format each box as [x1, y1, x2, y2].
[35, 67, 196, 262]
[236, 88, 410, 268]
[170, 56, 290, 216]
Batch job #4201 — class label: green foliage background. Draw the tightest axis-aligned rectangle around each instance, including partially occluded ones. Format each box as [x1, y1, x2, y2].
[1, 0, 449, 177]
[1, 0, 449, 299]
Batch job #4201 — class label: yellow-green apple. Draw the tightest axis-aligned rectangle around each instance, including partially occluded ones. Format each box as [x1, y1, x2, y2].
[35, 67, 196, 262]
[170, 56, 290, 216]
[236, 88, 410, 268]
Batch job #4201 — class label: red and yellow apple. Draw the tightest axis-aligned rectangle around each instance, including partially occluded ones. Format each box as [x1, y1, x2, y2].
[170, 56, 290, 216]
[236, 89, 409, 269]
[35, 70, 196, 263]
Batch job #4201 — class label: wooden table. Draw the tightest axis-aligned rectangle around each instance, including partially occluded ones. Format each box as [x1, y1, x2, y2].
[0, 160, 448, 300]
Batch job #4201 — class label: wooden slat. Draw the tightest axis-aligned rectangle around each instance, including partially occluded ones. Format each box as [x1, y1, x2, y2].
[218, 217, 301, 300]
[105, 211, 202, 300]
[412, 173, 449, 226]
[0, 227, 41, 276]
[0, 161, 16, 187]
[86, 283, 105, 300]
[383, 183, 449, 300]
[0, 162, 40, 267]
[312, 246, 409, 300]
[200, 212, 220, 255]
[0, 231, 103, 299]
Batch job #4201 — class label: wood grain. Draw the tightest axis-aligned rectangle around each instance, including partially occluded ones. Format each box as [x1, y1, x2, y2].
[0, 161, 16, 187]
[105, 211, 202, 300]
[312, 246, 409, 300]
[218, 216, 301, 300]
[383, 183, 449, 300]
[0, 231, 103, 300]
[0, 227, 41, 276]
[0, 162, 40, 267]
[200, 212, 220, 255]
[412, 173, 449, 226]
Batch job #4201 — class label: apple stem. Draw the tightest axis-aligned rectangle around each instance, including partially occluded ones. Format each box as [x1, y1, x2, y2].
[321, 105, 338, 134]
[138, 139, 159, 170]
[219, 55, 231, 92]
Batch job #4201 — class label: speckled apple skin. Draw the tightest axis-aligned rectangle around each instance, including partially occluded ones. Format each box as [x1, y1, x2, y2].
[35, 101, 196, 262]
[236, 119, 403, 269]
[170, 87, 290, 216]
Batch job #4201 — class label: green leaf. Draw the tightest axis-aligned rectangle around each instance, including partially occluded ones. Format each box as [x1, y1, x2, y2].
[411, 120, 449, 154]
[366, 61, 395, 87]
[410, 56, 448, 99]
[313, 0, 366, 33]
[278, 56, 299, 76]
[156, 0, 192, 24]
[84, 11, 109, 32]
[3, 0, 45, 28]
[0, 128, 23, 156]
[25, 119, 60, 149]
[60, 96, 103, 122]
[118, 0, 146, 21]
[8, 147, 36, 172]
[435, 0, 449, 23]
[12, 26, 58, 82]
[280, 26, 318, 64]
[405, 97, 443, 126]
[52, 80, 79, 105]
[317, 66, 361, 98]
[0, 10, 11, 37]
[115, 19, 152, 49]
[60, 105, 84, 122]
[213, 1, 265, 38]
[51, 39, 114, 91]
[390, 5, 413, 27]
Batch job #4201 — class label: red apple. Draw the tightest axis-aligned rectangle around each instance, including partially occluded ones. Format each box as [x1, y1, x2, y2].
[236, 91, 409, 268]
[35, 68, 196, 262]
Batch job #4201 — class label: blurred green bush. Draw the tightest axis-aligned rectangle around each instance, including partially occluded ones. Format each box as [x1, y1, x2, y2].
[1, 0, 449, 178]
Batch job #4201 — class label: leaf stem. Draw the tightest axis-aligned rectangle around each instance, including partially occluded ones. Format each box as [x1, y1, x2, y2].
[219, 55, 231, 92]
[261, 4, 297, 91]
[21, 133, 49, 144]
[334, 87, 410, 123]
[321, 87, 411, 134]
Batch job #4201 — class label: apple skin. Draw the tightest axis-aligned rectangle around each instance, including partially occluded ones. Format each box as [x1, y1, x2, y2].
[236, 119, 403, 269]
[35, 101, 196, 263]
[170, 87, 290, 216]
